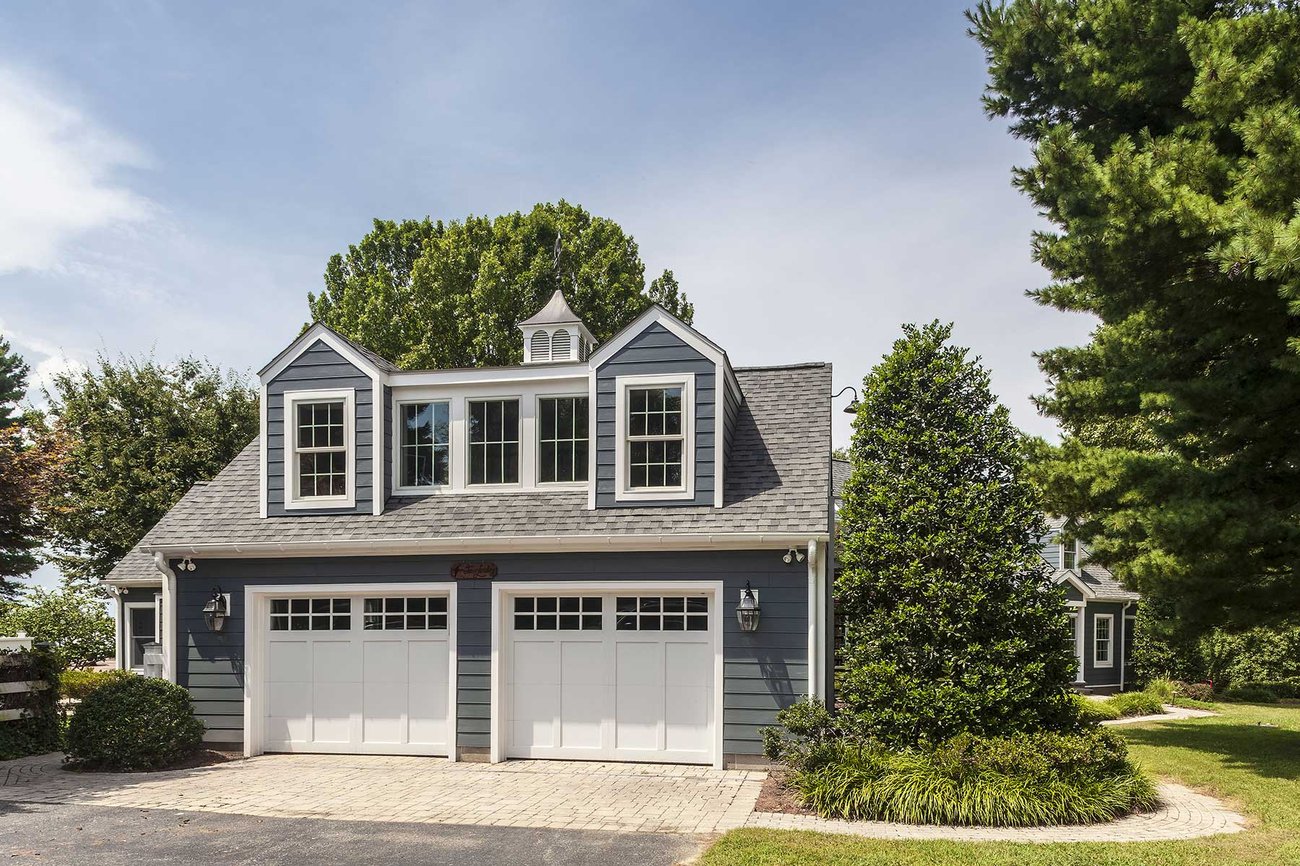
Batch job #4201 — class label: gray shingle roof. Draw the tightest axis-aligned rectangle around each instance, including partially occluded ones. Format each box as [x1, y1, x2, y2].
[832, 458, 850, 499]
[1054, 564, 1140, 602]
[106, 363, 832, 581]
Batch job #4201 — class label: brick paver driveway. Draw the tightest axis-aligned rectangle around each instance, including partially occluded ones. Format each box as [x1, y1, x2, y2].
[0, 753, 765, 835]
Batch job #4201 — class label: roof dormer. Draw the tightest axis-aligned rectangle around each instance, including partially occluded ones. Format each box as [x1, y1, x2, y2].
[519, 290, 595, 363]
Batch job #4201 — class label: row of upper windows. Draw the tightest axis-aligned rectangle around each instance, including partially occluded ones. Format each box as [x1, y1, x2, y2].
[284, 385, 687, 504]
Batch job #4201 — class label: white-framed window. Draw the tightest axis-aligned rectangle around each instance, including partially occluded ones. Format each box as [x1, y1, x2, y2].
[613, 374, 695, 500]
[1094, 613, 1114, 668]
[1067, 609, 1084, 681]
[285, 389, 355, 509]
[468, 398, 520, 485]
[398, 401, 450, 489]
[1063, 539, 1080, 570]
[537, 395, 588, 483]
[123, 597, 160, 671]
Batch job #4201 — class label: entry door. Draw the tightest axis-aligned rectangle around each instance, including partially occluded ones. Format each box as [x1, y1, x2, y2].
[263, 593, 451, 755]
[506, 591, 715, 764]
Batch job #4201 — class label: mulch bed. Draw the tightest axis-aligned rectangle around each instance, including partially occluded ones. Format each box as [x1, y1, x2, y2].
[63, 749, 240, 773]
[755, 767, 816, 816]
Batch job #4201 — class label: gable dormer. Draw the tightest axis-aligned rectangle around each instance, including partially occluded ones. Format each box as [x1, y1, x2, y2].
[589, 306, 741, 510]
[519, 290, 595, 363]
[258, 323, 393, 518]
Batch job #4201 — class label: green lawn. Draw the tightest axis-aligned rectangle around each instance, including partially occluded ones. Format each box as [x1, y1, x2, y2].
[700, 703, 1300, 866]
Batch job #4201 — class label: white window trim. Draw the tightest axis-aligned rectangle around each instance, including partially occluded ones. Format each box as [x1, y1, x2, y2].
[122, 598, 159, 673]
[242, 582, 458, 761]
[489, 579, 724, 769]
[1062, 539, 1080, 570]
[1093, 613, 1114, 668]
[534, 392, 590, 489]
[614, 373, 696, 502]
[393, 398, 452, 495]
[1066, 607, 1085, 682]
[283, 388, 357, 510]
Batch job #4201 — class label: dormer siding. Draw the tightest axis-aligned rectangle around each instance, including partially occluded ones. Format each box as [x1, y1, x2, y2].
[594, 322, 717, 508]
[265, 340, 375, 516]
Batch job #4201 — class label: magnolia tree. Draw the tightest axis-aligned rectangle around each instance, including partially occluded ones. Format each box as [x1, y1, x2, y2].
[836, 322, 1078, 748]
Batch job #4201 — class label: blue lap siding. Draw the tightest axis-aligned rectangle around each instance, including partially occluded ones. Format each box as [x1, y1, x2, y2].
[265, 340, 374, 516]
[174, 550, 808, 758]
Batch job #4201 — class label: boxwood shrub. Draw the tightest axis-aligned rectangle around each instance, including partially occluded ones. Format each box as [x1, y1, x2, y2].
[64, 676, 204, 771]
[60, 668, 134, 701]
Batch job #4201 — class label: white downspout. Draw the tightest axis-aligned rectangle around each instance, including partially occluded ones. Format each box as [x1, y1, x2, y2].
[806, 538, 821, 702]
[1119, 601, 1131, 692]
[153, 552, 178, 683]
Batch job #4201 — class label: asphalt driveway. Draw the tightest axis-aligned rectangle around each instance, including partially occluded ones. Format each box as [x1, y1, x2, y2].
[0, 800, 701, 865]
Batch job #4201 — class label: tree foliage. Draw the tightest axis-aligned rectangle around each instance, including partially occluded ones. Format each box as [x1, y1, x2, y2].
[0, 337, 66, 597]
[0, 584, 114, 669]
[970, 0, 1300, 629]
[307, 201, 693, 368]
[43, 356, 258, 585]
[835, 322, 1078, 748]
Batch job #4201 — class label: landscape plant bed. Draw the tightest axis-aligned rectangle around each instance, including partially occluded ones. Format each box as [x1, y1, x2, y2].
[755, 767, 815, 816]
[64, 748, 238, 773]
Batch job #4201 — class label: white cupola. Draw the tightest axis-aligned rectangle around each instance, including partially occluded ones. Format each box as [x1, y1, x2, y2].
[518, 290, 595, 363]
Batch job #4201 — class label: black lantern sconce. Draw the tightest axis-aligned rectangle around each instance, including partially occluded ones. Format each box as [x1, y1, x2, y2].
[736, 582, 761, 633]
[203, 587, 230, 633]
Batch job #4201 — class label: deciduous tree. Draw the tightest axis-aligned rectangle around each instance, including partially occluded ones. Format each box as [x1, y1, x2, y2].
[43, 357, 258, 585]
[308, 201, 693, 368]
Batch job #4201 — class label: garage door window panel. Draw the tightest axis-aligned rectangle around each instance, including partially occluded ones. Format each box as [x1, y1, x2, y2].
[363, 596, 448, 630]
[270, 597, 351, 631]
[514, 596, 602, 631]
[616, 596, 708, 631]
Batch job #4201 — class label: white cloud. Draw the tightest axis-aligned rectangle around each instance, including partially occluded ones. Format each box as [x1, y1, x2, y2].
[0, 66, 153, 274]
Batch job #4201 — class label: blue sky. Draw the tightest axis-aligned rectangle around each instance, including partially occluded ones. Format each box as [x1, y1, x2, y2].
[1, 2, 1091, 586]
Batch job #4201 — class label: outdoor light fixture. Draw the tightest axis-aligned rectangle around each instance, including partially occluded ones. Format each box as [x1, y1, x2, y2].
[832, 386, 860, 415]
[736, 582, 761, 633]
[180, 557, 197, 572]
[782, 547, 806, 565]
[203, 587, 229, 633]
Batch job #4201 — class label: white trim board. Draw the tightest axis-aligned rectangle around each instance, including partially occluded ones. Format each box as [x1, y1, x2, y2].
[489, 579, 725, 770]
[242, 582, 458, 761]
[148, 532, 830, 559]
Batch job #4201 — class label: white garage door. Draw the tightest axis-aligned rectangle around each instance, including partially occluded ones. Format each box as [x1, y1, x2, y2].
[263, 593, 452, 755]
[506, 591, 716, 764]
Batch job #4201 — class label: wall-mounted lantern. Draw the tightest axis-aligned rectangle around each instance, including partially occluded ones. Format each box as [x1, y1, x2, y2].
[736, 582, 761, 633]
[203, 587, 230, 633]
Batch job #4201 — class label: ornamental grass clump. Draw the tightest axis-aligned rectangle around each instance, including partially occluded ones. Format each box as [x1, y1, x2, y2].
[788, 728, 1157, 827]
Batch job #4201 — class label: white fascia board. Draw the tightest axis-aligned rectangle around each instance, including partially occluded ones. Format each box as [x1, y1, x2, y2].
[1053, 571, 1095, 599]
[144, 532, 830, 559]
[259, 324, 387, 385]
[390, 365, 588, 388]
[588, 306, 727, 369]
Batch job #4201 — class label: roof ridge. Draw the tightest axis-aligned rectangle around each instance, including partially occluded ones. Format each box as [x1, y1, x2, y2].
[734, 362, 830, 371]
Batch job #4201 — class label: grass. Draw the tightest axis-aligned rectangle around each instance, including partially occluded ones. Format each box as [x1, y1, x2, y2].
[700, 702, 1300, 866]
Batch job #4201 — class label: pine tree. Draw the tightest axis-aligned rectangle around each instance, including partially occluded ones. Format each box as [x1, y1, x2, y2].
[0, 335, 28, 429]
[969, 1, 1300, 629]
[836, 323, 1078, 748]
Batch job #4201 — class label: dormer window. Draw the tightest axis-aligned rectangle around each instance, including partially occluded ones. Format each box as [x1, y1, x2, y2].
[285, 389, 355, 509]
[614, 373, 695, 501]
[1063, 540, 1079, 570]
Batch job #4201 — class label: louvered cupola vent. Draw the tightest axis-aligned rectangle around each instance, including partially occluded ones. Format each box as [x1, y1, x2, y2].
[518, 291, 596, 364]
